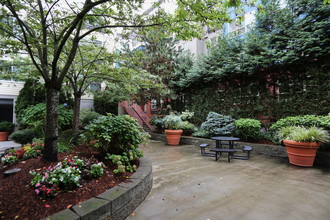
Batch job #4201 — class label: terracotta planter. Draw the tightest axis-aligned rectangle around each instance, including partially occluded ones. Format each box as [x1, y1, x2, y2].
[283, 140, 321, 167]
[0, 132, 9, 141]
[165, 129, 183, 146]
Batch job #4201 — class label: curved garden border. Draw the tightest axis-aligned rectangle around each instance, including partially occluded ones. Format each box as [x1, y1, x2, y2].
[150, 133, 330, 168]
[44, 157, 152, 220]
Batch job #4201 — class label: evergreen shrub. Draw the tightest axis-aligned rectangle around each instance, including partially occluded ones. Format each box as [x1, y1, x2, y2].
[79, 109, 100, 128]
[9, 129, 40, 144]
[198, 112, 235, 137]
[235, 118, 261, 140]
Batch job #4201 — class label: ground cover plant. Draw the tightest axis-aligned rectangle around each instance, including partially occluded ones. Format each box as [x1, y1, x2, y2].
[0, 145, 134, 220]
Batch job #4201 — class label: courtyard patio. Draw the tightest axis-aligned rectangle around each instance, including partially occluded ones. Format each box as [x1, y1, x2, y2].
[128, 140, 330, 220]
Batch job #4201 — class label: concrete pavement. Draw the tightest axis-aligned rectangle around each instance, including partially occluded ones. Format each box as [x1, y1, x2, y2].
[0, 141, 21, 155]
[127, 140, 330, 220]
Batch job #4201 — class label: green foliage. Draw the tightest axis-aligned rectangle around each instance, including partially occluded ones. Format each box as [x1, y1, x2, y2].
[93, 92, 119, 115]
[180, 121, 196, 136]
[79, 109, 101, 128]
[192, 129, 211, 138]
[0, 121, 14, 132]
[149, 116, 165, 132]
[9, 129, 40, 144]
[270, 115, 330, 131]
[200, 112, 235, 137]
[163, 113, 183, 130]
[235, 118, 261, 140]
[170, 0, 330, 121]
[82, 114, 148, 156]
[18, 103, 72, 130]
[58, 129, 75, 153]
[278, 126, 330, 143]
[180, 110, 194, 121]
[105, 148, 143, 174]
[14, 79, 45, 119]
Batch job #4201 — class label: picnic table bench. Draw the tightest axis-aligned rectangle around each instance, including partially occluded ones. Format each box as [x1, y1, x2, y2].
[199, 143, 253, 162]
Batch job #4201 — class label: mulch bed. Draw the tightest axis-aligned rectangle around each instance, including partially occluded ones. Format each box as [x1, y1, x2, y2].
[0, 146, 133, 220]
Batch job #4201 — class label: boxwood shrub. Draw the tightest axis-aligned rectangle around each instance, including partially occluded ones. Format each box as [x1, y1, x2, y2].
[9, 129, 40, 144]
[235, 118, 261, 140]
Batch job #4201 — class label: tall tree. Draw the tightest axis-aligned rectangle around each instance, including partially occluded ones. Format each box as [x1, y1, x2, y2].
[0, 0, 247, 161]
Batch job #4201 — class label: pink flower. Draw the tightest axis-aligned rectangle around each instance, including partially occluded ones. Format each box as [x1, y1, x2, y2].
[35, 189, 40, 194]
[35, 182, 41, 187]
[45, 204, 50, 208]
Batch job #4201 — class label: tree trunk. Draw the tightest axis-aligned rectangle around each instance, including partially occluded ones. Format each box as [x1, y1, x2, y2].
[72, 94, 81, 143]
[43, 86, 60, 161]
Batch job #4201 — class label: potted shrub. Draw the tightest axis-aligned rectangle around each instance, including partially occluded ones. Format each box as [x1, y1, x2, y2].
[163, 113, 183, 146]
[0, 121, 15, 141]
[278, 126, 330, 167]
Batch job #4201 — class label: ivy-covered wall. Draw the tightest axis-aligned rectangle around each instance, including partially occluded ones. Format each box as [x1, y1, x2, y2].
[171, 0, 330, 124]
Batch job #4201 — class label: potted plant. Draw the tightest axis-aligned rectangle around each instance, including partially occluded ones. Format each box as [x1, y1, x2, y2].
[0, 121, 15, 141]
[163, 113, 183, 146]
[278, 126, 330, 167]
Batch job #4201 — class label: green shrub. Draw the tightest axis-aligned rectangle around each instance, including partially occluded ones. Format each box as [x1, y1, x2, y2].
[9, 129, 40, 144]
[93, 92, 118, 115]
[235, 118, 261, 140]
[19, 103, 72, 130]
[181, 110, 194, 121]
[193, 128, 211, 138]
[79, 109, 100, 128]
[270, 115, 330, 131]
[180, 121, 196, 136]
[200, 112, 235, 136]
[258, 131, 280, 144]
[105, 148, 142, 174]
[0, 121, 14, 132]
[81, 114, 148, 156]
[149, 116, 164, 132]
[15, 79, 45, 119]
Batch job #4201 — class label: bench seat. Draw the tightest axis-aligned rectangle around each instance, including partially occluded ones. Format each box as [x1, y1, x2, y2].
[210, 148, 237, 162]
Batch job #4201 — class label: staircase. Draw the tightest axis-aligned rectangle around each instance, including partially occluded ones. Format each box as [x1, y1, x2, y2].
[120, 101, 154, 131]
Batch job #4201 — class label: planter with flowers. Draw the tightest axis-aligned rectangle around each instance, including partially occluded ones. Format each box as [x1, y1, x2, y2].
[0, 121, 15, 141]
[278, 126, 330, 167]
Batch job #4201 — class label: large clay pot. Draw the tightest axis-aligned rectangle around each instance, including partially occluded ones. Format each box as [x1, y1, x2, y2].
[283, 140, 320, 167]
[0, 132, 9, 141]
[165, 129, 183, 146]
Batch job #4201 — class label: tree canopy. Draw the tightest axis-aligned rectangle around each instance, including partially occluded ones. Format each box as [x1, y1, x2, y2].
[0, 0, 249, 161]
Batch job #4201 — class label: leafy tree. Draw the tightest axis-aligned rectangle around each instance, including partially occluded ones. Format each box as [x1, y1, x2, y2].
[0, 0, 247, 161]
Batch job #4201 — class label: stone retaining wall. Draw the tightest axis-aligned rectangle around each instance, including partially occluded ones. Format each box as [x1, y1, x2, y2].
[151, 133, 330, 167]
[45, 157, 152, 220]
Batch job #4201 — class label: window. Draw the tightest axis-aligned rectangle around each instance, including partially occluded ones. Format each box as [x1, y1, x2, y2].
[151, 99, 157, 109]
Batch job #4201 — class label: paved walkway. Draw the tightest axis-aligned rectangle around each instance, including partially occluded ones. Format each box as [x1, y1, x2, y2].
[0, 141, 21, 155]
[127, 140, 330, 220]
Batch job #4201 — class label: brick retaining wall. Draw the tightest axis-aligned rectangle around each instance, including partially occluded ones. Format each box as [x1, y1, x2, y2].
[44, 158, 152, 220]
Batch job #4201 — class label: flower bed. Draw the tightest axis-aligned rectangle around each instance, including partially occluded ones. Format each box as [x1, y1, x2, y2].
[1, 138, 43, 164]
[30, 156, 105, 197]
